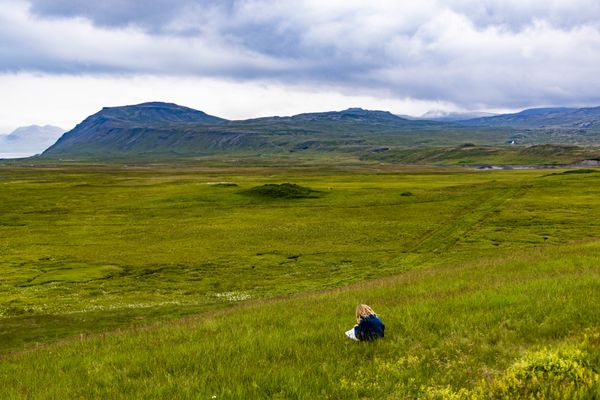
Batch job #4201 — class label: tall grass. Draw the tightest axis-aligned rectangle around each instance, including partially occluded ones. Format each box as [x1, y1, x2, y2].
[1, 243, 598, 399]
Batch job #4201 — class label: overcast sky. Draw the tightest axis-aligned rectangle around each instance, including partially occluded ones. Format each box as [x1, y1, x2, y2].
[2, 0, 600, 132]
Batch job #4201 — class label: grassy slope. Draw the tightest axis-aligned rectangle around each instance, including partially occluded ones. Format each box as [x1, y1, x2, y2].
[1, 243, 598, 399]
[0, 165, 599, 398]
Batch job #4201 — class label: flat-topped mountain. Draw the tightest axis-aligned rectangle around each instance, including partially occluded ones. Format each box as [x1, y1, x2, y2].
[290, 107, 408, 123]
[44, 102, 227, 156]
[94, 102, 227, 125]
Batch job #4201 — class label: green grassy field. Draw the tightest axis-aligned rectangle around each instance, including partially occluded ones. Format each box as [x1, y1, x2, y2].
[22, 142, 600, 167]
[0, 164, 599, 398]
[360, 144, 600, 165]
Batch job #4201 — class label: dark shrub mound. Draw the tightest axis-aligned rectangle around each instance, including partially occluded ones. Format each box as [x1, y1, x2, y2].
[241, 183, 322, 199]
[561, 169, 598, 175]
[400, 191, 414, 196]
[213, 182, 238, 187]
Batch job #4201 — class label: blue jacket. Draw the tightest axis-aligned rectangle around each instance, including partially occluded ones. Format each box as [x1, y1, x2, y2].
[354, 314, 385, 341]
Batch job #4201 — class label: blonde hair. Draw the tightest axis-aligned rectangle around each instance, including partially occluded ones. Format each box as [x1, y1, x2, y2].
[356, 304, 376, 320]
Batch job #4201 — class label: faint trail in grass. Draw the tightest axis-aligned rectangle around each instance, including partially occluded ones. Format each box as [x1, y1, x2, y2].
[393, 183, 530, 267]
[417, 186, 528, 253]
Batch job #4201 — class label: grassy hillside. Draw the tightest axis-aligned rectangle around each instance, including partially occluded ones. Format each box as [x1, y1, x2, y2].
[1, 242, 598, 399]
[0, 164, 599, 398]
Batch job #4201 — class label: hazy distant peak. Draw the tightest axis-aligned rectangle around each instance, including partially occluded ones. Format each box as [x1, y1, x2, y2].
[1, 124, 66, 156]
[6, 124, 65, 139]
[420, 110, 498, 121]
[421, 110, 453, 118]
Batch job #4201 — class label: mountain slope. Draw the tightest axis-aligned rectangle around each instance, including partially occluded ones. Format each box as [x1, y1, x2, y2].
[461, 106, 600, 128]
[44, 102, 228, 156]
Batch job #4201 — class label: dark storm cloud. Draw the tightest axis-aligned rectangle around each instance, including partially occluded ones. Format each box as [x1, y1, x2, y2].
[4, 0, 600, 109]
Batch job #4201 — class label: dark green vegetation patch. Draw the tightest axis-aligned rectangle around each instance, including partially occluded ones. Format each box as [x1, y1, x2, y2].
[240, 183, 322, 199]
[546, 168, 599, 176]
[560, 168, 599, 174]
[210, 182, 238, 187]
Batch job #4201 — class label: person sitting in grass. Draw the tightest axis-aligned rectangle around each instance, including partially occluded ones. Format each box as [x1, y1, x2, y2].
[345, 304, 385, 341]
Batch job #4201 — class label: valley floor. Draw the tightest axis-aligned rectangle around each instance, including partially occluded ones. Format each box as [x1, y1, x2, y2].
[0, 163, 598, 398]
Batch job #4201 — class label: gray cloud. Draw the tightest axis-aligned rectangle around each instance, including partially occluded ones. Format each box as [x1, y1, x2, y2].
[4, 0, 600, 110]
[27, 0, 217, 31]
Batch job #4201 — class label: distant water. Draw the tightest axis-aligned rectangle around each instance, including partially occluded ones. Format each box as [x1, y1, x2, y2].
[0, 152, 35, 159]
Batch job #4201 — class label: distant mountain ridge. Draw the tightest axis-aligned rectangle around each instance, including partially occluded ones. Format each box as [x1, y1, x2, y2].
[39, 101, 600, 159]
[43, 103, 444, 157]
[420, 110, 498, 122]
[460, 106, 600, 128]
